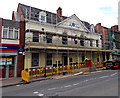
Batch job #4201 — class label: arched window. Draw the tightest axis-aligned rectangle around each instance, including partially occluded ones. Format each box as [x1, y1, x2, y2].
[62, 32, 68, 45]
[80, 34, 85, 46]
[46, 34, 52, 43]
[74, 35, 78, 44]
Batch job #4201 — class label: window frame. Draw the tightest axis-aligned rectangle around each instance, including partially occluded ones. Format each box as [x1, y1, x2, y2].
[96, 40, 99, 47]
[62, 32, 68, 45]
[31, 53, 40, 67]
[2, 26, 8, 39]
[80, 40, 84, 46]
[33, 33, 39, 42]
[2, 26, 19, 40]
[46, 34, 52, 44]
[46, 53, 52, 66]
[90, 40, 93, 47]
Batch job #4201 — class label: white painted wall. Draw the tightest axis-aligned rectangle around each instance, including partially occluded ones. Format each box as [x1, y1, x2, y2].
[25, 20, 102, 49]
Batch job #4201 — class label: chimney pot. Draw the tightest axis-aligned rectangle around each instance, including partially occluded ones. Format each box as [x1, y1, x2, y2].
[57, 7, 62, 16]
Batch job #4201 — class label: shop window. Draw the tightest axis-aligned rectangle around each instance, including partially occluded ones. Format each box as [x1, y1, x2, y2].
[46, 34, 52, 43]
[46, 53, 52, 66]
[33, 33, 39, 42]
[31, 53, 39, 67]
[62, 32, 68, 45]
[80, 40, 84, 46]
[96, 40, 99, 47]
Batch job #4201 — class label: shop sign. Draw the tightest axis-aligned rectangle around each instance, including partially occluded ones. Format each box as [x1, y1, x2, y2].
[0, 45, 24, 52]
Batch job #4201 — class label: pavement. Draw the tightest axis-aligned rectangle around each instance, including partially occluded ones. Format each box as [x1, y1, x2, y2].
[1, 67, 101, 87]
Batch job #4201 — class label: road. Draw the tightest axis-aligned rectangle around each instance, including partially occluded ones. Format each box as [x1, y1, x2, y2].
[2, 70, 119, 97]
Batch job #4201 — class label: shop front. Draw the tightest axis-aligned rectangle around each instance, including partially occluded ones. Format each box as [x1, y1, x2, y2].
[0, 43, 24, 78]
[0, 55, 17, 78]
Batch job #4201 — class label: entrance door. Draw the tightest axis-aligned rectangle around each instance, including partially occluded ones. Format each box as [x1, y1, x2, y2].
[0, 65, 6, 78]
[63, 55, 68, 66]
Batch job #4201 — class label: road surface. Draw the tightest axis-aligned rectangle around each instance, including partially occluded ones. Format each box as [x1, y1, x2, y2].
[2, 70, 119, 97]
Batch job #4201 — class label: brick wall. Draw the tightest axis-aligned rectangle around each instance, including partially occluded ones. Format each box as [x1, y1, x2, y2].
[0, 18, 2, 43]
[17, 21, 25, 77]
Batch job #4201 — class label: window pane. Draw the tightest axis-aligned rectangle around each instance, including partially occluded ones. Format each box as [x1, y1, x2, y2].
[41, 16, 45, 21]
[8, 28, 13, 39]
[46, 53, 52, 66]
[62, 33, 68, 45]
[90, 40, 93, 47]
[46, 34, 52, 43]
[3, 28, 8, 38]
[31, 53, 39, 67]
[74, 39, 77, 44]
[80, 40, 84, 46]
[96, 40, 99, 47]
[33, 33, 39, 42]
[14, 29, 19, 39]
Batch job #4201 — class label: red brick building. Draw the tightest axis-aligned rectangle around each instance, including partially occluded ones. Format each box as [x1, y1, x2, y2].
[95, 24, 120, 61]
[0, 18, 25, 78]
[95, 23, 109, 50]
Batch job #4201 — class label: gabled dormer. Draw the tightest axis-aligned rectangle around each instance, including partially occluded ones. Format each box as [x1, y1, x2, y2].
[39, 11, 46, 22]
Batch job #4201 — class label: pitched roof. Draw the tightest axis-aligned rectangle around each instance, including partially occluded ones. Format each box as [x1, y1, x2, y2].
[18, 3, 67, 24]
[18, 3, 91, 30]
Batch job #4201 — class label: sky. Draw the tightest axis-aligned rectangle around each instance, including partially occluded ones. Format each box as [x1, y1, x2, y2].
[0, 0, 119, 28]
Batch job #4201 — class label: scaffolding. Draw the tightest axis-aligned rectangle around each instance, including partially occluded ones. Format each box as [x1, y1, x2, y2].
[24, 5, 107, 72]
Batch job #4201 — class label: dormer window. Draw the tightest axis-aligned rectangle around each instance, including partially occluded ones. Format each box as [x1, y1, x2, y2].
[41, 15, 45, 21]
[39, 11, 46, 22]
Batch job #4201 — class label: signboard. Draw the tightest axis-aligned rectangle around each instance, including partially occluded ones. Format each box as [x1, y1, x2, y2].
[0, 45, 24, 52]
[0, 58, 12, 65]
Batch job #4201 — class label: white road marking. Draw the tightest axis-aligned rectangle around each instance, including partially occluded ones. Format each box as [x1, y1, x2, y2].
[64, 85, 71, 87]
[85, 80, 88, 82]
[110, 73, 117, 76]
[73, 83, 79, 86]
[33, 91, 39, 94]
[48, 88, 56, 90]
[88, 78, 94, 80]
[37, 93, 44, 96]
[99, 76, 109, 78]
[16, 85, 20, 87]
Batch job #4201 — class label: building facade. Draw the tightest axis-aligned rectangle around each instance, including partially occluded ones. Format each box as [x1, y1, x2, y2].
[95, 23, 120, 61]
[0, 18, 24, 78]
[13, 3, 112, 70]
[109, 25, 120, 60]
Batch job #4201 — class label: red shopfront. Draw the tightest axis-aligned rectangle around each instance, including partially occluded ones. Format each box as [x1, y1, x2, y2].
[0, 44, 24, 78]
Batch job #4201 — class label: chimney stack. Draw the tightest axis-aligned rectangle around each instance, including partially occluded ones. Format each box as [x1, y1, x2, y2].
[57, 7, 62, 16]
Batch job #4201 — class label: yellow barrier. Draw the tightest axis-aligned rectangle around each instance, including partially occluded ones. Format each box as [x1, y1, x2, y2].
[21, 70, 29, 82]
[21, 62, 103, 82]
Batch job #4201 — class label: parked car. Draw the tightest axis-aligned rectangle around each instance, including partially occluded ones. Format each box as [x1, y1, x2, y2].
[103, 60, 120, 70]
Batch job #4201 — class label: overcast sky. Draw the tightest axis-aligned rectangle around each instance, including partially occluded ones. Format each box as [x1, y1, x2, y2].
[0, 0, 119, 28]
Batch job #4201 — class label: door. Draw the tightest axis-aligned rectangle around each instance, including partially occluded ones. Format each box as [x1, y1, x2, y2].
[63, 55, 68, 66]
